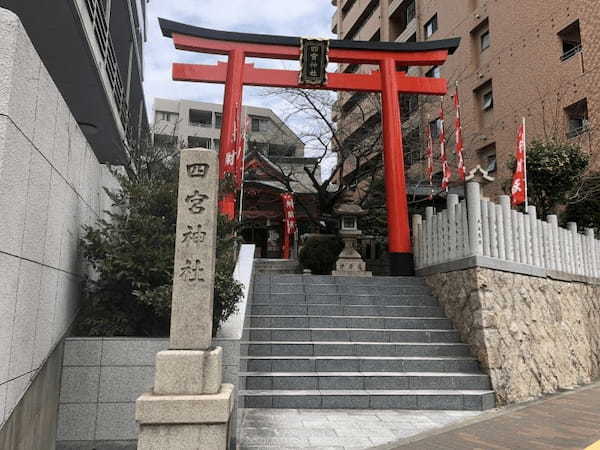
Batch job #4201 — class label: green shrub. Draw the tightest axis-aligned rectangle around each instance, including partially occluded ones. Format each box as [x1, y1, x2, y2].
[299, 235, 344, 275]
[74, 157, 243, 338]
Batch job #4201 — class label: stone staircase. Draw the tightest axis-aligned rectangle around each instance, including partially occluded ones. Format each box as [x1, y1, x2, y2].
[239, 274, 496, 410]
[254, 258, 301, 274]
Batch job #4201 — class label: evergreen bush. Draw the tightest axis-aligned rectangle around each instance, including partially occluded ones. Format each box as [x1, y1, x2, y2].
[74, 152, 243, 338]
[299, 235, 344, 275]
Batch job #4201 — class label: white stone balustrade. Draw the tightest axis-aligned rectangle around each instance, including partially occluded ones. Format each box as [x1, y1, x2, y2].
[412, 182, 600, 281]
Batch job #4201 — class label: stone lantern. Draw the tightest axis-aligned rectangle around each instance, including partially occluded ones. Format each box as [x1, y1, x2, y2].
[332, 203, 372, 277]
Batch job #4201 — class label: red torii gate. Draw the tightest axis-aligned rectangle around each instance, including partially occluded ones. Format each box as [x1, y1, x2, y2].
[159, 18, 460, 276]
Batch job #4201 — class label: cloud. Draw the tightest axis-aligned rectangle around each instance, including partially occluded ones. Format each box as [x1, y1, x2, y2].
[143, 0, 338, 177]
[143, 0, 336, 114]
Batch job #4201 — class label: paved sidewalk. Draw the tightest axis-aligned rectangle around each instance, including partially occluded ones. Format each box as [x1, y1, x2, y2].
[379, 382, 600, 450]
[238, 408, 482, 449]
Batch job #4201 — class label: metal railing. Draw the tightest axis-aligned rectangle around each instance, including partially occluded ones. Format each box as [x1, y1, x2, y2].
[560, 44, 582, 62]
[84, 0, 129, 132]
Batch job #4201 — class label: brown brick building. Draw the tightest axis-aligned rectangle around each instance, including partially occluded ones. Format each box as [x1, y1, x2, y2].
[331, 0, 599, 196]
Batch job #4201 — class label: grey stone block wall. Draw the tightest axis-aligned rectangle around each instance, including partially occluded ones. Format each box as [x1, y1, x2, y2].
[0, 7, 118, 430]
[56, 337, 240, 449]
[0, 340, 63, 450]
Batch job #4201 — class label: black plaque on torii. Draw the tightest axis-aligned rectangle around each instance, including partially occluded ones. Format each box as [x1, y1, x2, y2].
[299, 38, 329, 86]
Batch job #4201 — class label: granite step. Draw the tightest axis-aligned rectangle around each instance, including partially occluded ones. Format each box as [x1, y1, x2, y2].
[242, 341, 473, 358]
[252, 292, 440, 306]
[239, 389, 496, 410]
[241, 372, 492, 391]
[246, 328, 461, 343]
[248, 315, 453, 329]
[241, 356, 481, 373]
[250, 304, 446, 317]
[256, 284, 432, 296]
[255, 275, 428, 286]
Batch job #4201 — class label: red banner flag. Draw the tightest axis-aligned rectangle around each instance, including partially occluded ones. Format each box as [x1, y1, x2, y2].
[454, 88, 466, 181]
[223, 102, 240, 177]
[235, 115, 249, 189]
[511, 120, 527, 206]
[425, 120, 434, 199]
[439, 98, 451, 191]
[281, 193, 297, 259]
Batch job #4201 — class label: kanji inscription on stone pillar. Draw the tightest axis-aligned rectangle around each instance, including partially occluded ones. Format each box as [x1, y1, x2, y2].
[170, 149, 219, 350]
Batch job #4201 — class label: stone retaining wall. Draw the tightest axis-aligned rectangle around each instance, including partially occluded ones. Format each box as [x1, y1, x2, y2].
[425, 267, 600, 405]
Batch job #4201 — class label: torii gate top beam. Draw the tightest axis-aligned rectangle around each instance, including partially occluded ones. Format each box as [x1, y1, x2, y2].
[159, 18, 460, 66]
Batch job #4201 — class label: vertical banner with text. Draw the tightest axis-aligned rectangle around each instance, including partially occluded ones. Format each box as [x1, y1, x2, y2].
[281, 193, 297, 259]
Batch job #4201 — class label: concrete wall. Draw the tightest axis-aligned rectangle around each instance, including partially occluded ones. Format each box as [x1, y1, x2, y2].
[0, 7, 117, 433]
[425, 266, 600, 405]
[56, 338, 240, 450]
[0, 341, 63, 450]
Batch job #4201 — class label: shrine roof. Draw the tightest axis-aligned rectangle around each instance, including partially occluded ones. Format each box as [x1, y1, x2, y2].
[159, 18, 460, 55]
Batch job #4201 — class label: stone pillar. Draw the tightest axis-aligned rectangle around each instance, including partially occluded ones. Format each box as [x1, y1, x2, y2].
[136, 149, 234, 450]
[527, 206, 541, 267]
[425, 207, 434, 265]
[495, 204, 505, 260]
[547, 215, 560, 272]
[488, 202, 498, 258]
[466, 182, 483, 256]
[481, 200, 490, 256]
[412, 215, 422, 267]
[586, 228, 597, 278]
[567, 222, 578, 275]
[447, 194, 458, 260]
[499, 196, 513, 261]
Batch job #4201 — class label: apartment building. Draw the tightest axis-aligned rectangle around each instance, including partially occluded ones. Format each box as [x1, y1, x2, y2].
[0, 0, 149, 163]
[332, 0, 598, 195]
[153, 98, 304, 157]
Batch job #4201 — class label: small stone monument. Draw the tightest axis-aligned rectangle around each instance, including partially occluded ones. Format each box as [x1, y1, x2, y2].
[332, 203, 372, 277]
[135, 149, 234, 449]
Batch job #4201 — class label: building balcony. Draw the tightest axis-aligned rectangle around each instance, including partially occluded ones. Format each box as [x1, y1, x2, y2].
[0, 0, 148, 163]
[395, 17, 417, 43]
[332, 9, 338, 34]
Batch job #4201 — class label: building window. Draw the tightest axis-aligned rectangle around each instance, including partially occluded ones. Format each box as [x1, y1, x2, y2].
[564, 98, 589, 138]
[157, 111, 178, 122]
[406, 1, 416, 23]
[188, 136, 211, 148]
[424, 14, 438, 39]
[558, 20, 582, 62]
[482, 89, 494, 110]
[213, 139, 220, 150]
[480, 30, 491, 52]
[478, 144, 497, 173]
[425, 66, 441, 78]
[249, 141, 269, 154]
[189, 109, 212, 127]
[215, 113, 222, 129]
[269, 144, 295, 157]
[154, 133, 178, 148]
[401, 94, 419, 117]
[429, 118, 442, 139]
[251, 116, 270, 132]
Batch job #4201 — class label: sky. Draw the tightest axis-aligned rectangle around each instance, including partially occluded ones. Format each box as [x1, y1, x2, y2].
[143, 0, 338, 177]
[143, 0, 337, 119]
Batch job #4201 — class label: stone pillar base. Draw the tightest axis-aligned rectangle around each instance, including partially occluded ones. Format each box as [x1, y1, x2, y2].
[136, 384, 235, 450]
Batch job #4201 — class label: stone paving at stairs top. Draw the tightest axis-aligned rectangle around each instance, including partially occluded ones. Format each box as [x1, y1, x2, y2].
[238, 408, 482, 449]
